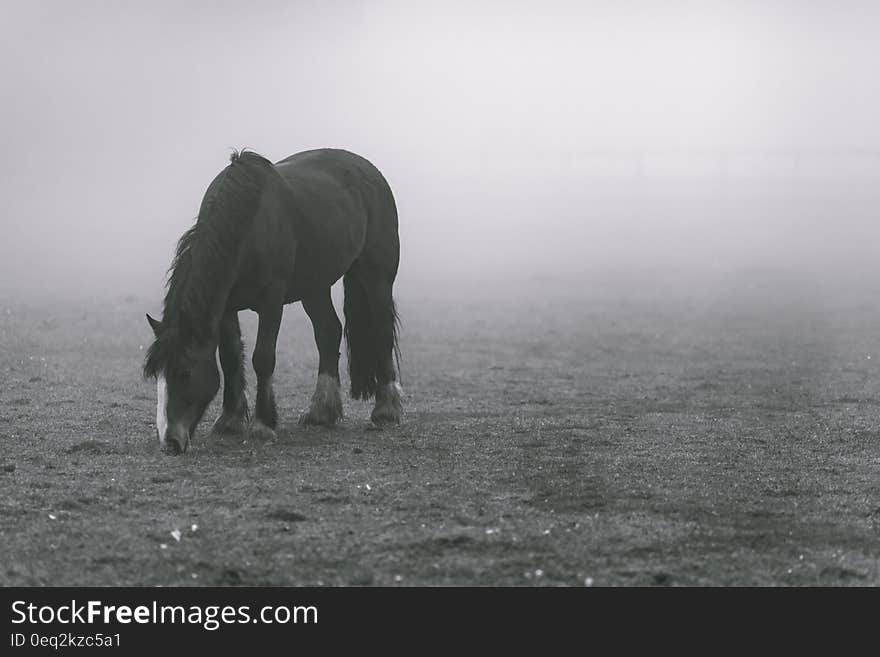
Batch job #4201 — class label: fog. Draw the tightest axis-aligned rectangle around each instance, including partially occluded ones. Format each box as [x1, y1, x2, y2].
[2, 1, 879, 305]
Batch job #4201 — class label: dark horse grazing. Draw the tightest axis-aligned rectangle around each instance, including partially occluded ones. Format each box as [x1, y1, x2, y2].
[143, 148, 401, 454]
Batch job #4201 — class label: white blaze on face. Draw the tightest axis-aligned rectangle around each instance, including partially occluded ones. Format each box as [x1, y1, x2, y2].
[156, 374, 169, 444]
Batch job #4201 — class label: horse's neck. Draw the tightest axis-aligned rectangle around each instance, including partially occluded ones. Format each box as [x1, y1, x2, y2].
[169, 246, 241, 344]
[201, 257, 241, 338]
[204, 280, 234, 340]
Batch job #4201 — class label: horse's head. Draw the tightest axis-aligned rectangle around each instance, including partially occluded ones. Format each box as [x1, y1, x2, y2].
[145, 314, 220, 454]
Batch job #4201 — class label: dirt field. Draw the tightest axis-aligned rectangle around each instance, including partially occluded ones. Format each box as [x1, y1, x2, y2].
[1, 275, 879, 586]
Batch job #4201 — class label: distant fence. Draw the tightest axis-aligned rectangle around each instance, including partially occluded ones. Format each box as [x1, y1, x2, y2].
[408, 148, 880, 182]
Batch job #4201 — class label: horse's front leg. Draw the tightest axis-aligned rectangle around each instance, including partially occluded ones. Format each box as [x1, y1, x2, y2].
[250, 302, 283, 441]
[211, 311, 249, 435]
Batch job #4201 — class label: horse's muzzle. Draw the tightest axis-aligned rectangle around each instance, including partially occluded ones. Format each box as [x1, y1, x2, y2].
[159, 428, 189, 455]
[161, 440, 185, 455]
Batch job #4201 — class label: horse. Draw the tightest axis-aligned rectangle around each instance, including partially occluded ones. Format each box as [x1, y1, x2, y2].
[143, 148, 402, 454]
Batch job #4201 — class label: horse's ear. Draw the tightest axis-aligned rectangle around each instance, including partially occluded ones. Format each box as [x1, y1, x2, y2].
[146, 314, 163, 336]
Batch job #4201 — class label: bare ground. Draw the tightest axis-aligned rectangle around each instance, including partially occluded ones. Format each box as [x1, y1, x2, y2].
[1, 278, 879, 586]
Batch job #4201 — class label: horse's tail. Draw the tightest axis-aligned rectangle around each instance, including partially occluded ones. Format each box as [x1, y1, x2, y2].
[343, 270, 400, 400]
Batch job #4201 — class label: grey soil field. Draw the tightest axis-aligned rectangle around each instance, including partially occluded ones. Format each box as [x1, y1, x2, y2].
[1, 277, 879, 586]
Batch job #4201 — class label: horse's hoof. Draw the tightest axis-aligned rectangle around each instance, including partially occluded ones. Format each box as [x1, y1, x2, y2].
[211, 413, 248, 436]
[298, 404, 343, 427]
[300, 374, 343, 426]
[370, 408, 401, 427]
[370, 400, 402, 426]
[248, 421, 277, 442]
[370, 382, 403, 427]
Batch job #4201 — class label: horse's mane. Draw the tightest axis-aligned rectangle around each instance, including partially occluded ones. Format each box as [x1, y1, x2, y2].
[144, 149, 274, 378]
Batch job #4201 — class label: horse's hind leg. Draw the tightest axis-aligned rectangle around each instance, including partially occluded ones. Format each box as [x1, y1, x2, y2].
[299, 288, 344, 426]
[365, 276, 402, 426]
[211, 311, 249, 435]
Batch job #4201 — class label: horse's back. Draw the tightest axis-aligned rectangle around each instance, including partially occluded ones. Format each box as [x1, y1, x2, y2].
[263, 149, 398, 297]
[275, 148, 399, 274]
[274, 148, 392, 203]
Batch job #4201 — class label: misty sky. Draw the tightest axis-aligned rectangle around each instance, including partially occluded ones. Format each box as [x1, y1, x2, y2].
[1, 1, 879, 301]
